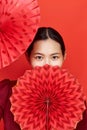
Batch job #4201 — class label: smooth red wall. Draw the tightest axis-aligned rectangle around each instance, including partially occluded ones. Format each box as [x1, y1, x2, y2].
[0, 0, 87, 129]
[0, 0, 87, 95]
[38, 0, 87, 96]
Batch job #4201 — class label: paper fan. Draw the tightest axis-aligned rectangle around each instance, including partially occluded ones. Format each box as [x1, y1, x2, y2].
[10, 65, 86, 130]
[0, 0, 40, 69]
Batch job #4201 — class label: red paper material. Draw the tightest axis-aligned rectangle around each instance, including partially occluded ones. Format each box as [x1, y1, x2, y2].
[10, 65, 86, 130]
[0, 0, 40, 68]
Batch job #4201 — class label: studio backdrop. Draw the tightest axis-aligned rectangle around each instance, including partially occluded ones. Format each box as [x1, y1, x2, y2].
[0, 0, 87, 129]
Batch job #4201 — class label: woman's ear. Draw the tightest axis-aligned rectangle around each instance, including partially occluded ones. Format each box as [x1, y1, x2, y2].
[64, 51, 67, 60]
[25, 52, 30, 63]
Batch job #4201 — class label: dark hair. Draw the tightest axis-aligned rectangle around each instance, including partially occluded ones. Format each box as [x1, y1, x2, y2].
[25, 27, 65, 57]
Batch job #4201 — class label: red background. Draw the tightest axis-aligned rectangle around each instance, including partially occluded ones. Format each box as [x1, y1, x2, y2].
[0, 0, 87, 128]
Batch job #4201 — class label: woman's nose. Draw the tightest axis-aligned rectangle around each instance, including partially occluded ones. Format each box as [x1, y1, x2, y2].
[44, 58, 50, 65]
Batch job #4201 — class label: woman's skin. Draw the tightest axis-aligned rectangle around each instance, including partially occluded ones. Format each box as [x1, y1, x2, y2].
[29, 38, 66, 68]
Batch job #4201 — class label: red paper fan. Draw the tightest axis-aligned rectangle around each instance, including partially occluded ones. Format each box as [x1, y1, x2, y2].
[0, 0, 40, 69]
[10, 65, 86, 130]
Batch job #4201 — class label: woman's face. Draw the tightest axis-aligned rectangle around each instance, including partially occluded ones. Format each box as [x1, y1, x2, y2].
[29, 38, 65, 68]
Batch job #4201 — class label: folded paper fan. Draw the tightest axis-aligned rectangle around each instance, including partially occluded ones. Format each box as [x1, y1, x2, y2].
[0, 0, 40, 69]
[10, 65, 86, 130]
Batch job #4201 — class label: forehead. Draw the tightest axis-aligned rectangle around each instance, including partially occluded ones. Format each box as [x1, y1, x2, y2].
[32, 38, 62, 54]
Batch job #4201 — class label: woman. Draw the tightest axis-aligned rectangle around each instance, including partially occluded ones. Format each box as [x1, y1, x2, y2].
[0, 27, 86, 130]
[25, 27, 87, 130]
[25, 27, 66, 68]
[0, 79, 20, 130]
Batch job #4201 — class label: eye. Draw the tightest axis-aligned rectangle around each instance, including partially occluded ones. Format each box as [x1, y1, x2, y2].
[51, 56, 59, 60]
[35, 55, 43, 61]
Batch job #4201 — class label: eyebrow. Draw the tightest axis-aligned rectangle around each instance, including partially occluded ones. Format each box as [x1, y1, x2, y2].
[33, 52, 61, 56]
[33, 53, 44, 55]
[50, 53, 61, 55]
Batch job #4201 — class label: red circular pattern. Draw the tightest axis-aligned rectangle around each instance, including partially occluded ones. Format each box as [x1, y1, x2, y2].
[10, 65, 86, 130]
[0, 0, 40, 68]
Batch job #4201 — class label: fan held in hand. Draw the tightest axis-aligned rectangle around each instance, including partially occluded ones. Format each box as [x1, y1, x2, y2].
[10, 65, 86, 130]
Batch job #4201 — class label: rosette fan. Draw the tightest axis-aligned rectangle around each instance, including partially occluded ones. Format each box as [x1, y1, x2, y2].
[0, 0, 40, 68]
[10, 65, 85, 130]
